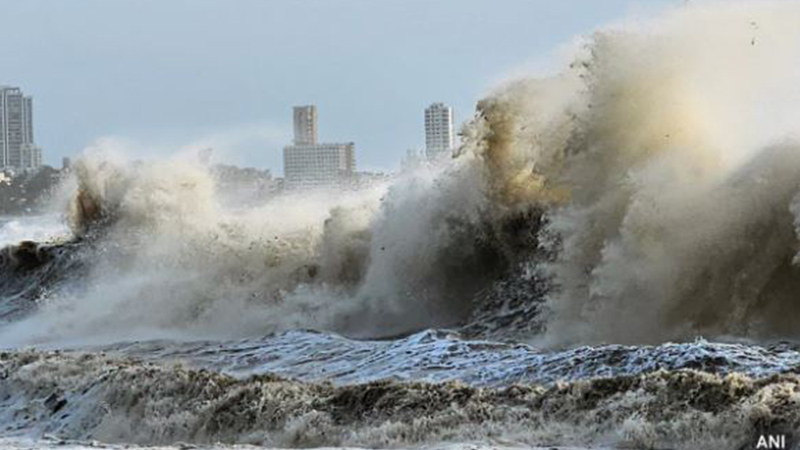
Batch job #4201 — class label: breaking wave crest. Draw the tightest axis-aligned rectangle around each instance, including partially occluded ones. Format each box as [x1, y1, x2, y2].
[3, 1, 800, 347]
[0, 143, 540, 345]
[526, 2, 800, 344]
[459, 0, 800, 345]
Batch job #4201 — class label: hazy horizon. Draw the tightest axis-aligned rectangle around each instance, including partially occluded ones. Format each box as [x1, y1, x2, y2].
[1, 0, 677, 175]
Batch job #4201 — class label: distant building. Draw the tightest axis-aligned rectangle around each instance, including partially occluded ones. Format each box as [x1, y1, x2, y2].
[284, 142, 355, 190]
[284, 105, 356, 190]
[62, 157, 72, 170]
[424, 102, 454, 159]
[20, 143, 42, 169]
[293, 105, 318, 145]
[0, 86, 41, 171]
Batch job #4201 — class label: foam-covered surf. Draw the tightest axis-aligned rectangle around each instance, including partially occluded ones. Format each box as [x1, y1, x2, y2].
[2, 1, 800, 449]
[3, 350, 800, 450]
[0, 215, 69, 248]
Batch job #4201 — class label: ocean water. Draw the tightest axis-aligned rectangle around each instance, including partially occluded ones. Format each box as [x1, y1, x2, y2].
[0, 214, 69, 248]
[0, 438, 591, 450]
[4, 2, 800, 449]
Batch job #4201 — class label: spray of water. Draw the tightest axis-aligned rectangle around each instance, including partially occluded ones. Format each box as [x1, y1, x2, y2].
[0, 135, 538, 345]
[4, 0, 800, 347]
[469, 1, 800, 344]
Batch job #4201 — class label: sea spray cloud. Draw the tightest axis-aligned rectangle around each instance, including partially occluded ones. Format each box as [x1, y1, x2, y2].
[0, 143, 522, 344]
[4, 1, 800, 347]
[467, 1, 800, 344]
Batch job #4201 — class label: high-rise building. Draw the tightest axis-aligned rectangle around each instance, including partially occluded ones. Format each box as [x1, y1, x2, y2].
[0, 86, 41, 170]
[293, 105, 318, 145]
[20, 143, 42, 169]
[284, 105, 356, 190]
[424, 102, 454, 159]
[284, 142, 356, 189]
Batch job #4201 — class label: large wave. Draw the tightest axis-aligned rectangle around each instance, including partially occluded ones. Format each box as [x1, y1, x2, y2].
[3, 0, 800, 347]
[0, 140, 538, 345]
[527, 1, 800, 345]
[457, 0, 800, 345]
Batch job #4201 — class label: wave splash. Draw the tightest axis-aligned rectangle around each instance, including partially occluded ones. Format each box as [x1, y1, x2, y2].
[3, 1, 800, 346]
[0, 140, 539, 345]
[448, 0, 800, 345]
[526, 2, 800, 344]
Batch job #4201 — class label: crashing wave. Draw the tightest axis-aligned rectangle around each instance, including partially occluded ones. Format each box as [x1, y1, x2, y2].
[2, 1, 800, 347]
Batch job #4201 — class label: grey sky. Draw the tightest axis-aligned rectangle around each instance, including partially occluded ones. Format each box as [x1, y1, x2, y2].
[0, 0, 676, 174]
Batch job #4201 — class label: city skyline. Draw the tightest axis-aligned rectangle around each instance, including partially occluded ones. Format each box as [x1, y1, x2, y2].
[0, 0, 677, 174]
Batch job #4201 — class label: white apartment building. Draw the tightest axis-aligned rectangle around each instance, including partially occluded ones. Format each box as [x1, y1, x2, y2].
[284, 142, 356, 189]
[283, 105, 356, 189]
[0, 86, 41, 170]
[424, 102, 454, 159]
[20, 143, 42, 169]
[293, 105, 318, 145]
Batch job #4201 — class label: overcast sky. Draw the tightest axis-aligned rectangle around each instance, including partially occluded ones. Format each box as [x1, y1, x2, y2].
[0, 0, 677, 174]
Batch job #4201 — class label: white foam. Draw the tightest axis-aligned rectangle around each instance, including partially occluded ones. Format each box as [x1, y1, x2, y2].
[0, 214, 70, 247]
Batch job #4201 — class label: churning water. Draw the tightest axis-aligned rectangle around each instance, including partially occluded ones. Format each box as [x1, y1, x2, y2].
[3, 2, 800, 449]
